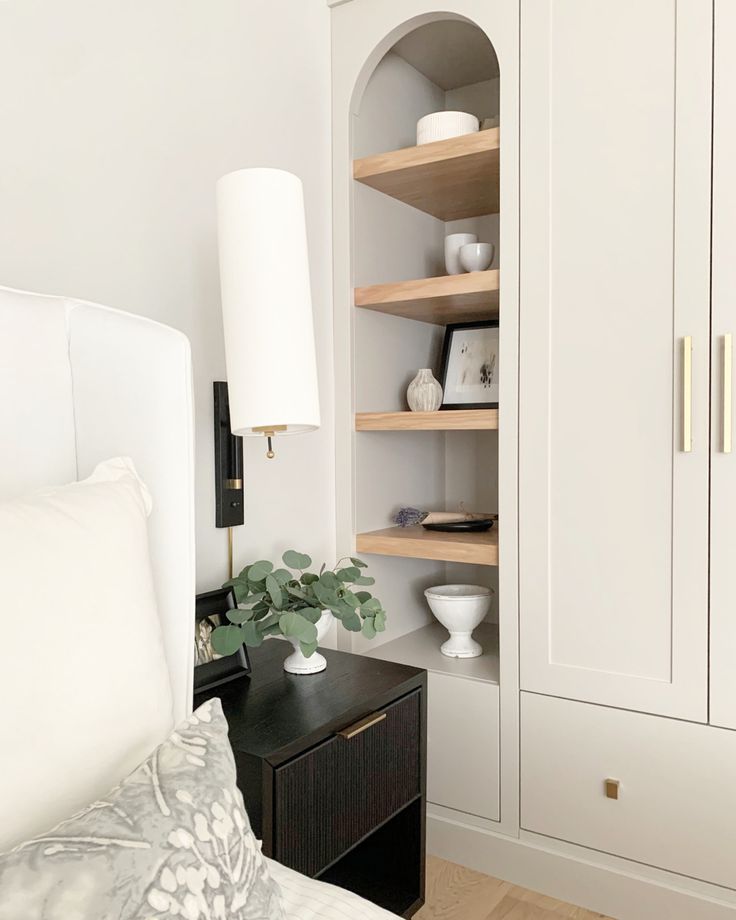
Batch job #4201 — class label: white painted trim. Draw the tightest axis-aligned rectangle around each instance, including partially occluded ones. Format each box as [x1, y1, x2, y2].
[428, 802, 506, 835]
[428, 815, 736, 920]
[327, 0, 354, 7]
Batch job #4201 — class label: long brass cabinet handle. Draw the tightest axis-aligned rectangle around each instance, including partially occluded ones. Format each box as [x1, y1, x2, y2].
[338, 711, 386, 740]
[683, 336, 692, 453]
[724, 334, 732, 454]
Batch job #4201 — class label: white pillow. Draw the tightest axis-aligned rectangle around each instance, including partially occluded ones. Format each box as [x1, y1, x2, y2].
[0, 699, 284, 920]
[0, 457, 174, 851]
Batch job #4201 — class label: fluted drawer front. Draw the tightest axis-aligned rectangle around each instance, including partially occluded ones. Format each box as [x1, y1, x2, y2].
[273, 689, 421, 877]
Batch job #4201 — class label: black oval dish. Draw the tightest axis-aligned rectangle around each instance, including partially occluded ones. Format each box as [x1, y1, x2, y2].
[422, 519, 495, 533]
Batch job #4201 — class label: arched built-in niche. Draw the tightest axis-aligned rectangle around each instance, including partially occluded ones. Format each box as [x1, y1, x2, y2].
[351, 18, 500, 652]
[331, 0, 520, 841]
[345, 15, 503, 828]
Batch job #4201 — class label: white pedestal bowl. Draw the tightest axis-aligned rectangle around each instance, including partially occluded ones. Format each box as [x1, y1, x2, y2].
[282, 611, 334, 674]
[424, 585, 492, 659]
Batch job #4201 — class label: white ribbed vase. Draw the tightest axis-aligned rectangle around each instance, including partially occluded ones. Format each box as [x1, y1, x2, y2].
[407, 369, 443, 412]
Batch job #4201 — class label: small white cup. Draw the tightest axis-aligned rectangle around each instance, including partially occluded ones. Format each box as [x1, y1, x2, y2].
[459, 242, 495, 273]
[445, 233, 478, 275]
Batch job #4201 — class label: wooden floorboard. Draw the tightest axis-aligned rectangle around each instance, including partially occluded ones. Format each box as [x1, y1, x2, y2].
[415, 856, 615, 920]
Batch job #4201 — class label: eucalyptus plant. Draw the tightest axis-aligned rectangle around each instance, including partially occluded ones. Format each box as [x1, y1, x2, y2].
[211, 550, 387, 660]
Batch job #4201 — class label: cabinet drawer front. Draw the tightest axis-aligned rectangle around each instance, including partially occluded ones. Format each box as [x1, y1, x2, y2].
[521, 693, 736, 889]
[428, 674, 499, 821]
[274, 689, 421, 877]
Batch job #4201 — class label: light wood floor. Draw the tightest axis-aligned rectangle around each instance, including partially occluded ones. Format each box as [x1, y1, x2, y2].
[415, 856, 615, 920]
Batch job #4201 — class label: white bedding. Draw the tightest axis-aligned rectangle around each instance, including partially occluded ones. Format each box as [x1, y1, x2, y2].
[267, 858, 399, 920]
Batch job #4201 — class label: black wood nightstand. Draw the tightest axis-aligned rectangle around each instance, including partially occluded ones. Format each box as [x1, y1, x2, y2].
[195, 639, 427, 917]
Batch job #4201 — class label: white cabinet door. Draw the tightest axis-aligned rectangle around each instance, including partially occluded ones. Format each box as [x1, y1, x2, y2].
[426, 673, 499, 821]
[710, 0, 736, 730]
[519, 0, 711, 719]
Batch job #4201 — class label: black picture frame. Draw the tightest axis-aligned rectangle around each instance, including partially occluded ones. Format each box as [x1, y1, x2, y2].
[194, 587, 250, 694]
[438, 319, 500, 410]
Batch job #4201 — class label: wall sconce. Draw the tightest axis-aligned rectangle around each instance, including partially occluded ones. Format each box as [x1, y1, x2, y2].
[216, 167, 321, 458]
[215, 167, 321, 576]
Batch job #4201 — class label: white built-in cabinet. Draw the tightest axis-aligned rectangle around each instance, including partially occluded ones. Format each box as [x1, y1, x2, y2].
[332, 0, 736, 914]
[519, 0, 712, 722]
[520, 0, 736, 898]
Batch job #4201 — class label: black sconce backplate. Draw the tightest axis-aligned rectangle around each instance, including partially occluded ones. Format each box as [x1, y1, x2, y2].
[213, 381, 244, 528]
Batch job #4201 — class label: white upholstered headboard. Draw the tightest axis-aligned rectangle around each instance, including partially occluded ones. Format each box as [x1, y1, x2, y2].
[0, 284, 195, 721]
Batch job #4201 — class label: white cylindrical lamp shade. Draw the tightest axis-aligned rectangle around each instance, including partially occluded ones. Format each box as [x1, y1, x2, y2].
[216, 168, 320, 436]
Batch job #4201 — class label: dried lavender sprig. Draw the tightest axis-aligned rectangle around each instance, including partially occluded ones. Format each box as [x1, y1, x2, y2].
[393, 507, 429, 527]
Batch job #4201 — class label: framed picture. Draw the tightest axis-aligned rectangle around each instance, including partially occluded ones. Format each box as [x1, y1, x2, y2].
[439, 320, 499, 409]
[194, 587, 250, 694]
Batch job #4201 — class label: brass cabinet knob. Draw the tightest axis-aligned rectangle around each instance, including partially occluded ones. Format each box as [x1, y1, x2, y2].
[604, 778, 620, 800]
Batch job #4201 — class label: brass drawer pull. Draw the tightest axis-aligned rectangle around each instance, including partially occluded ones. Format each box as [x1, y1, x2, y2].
[604, 778, 620, 800]
[338, 711, 387, 740]
[682, 336, 693, 453]
[724, 334, 732, 454]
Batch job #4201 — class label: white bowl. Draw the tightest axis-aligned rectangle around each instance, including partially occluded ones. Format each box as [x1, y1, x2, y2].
[424, 584, 492, 659]
[445, 233, 478, 275]
[459, 242, 495, 273]
[417, 111, 479, 146]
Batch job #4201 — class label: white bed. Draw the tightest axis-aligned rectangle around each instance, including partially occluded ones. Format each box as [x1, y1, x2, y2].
[0, 284, 397, 919]
[267, 860, 397, 920]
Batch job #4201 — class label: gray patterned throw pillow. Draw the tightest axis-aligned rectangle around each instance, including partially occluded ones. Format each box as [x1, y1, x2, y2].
[0, 698, 284, 920]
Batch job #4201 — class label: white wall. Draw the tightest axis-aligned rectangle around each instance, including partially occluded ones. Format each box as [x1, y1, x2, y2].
[446, 77, 500, 123]
[0, 0, 335, 591]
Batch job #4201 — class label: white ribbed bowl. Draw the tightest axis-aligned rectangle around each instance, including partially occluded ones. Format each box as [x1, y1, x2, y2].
[424, 584, 492, 659]
[416, 111, 479, 146]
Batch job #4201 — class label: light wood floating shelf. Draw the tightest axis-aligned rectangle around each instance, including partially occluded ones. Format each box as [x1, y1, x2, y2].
[353, 128, 500, 221]
[356, 525, 498, 566]
[356, 410, 498, 431]
[355, 271, 499, 325]
[367, 621, 500, 685]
